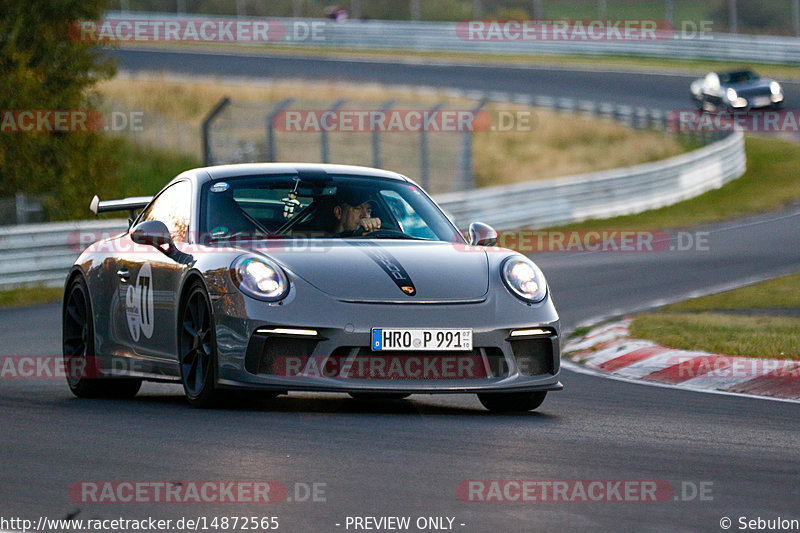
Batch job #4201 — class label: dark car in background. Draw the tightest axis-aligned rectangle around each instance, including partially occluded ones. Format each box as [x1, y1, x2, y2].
[690, 69, 784, 111]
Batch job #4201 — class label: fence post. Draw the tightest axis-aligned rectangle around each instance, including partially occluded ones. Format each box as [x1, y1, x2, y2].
[455, 98, 487, 192]
[266, 98, 295, 162]
[15, 193, 27, 225]
[420, 103, 444, 190]
[321, 99, 347, 163]
[372, 99, 396, 168]
[202, 96, 230, 166]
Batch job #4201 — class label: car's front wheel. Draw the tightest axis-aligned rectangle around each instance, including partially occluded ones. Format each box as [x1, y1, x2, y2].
[63, 276, 141, 398]
[477, 391, 546, 412]
[179, 281, 224, 408]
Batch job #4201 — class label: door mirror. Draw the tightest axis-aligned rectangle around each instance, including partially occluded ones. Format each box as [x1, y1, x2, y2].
[130, 220, 176, 254]
[468, 222, 497, 247]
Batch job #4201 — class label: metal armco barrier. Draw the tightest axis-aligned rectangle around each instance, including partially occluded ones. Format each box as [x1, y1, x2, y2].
[436, 131, 745, 229]
[104, 12, 800, 65]
[0, 131, 745, 290]
[0, 219, 127, 289]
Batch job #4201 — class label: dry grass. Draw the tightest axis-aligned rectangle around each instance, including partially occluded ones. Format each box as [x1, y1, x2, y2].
[96, 73, 686, 191]
[474, 103, 683, 186]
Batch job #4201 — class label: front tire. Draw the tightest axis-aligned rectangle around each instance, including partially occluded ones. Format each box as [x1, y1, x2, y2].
[62, 276, 141, 398]
[178, 281, 224, 408]
[477, 391, 546, 412]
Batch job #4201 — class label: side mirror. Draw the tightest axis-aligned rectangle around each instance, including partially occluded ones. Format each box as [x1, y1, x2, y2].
[130, 220, 176, 254]
[468, 222, 497, 247]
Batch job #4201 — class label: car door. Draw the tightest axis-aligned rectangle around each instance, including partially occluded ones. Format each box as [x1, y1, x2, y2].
[112, 180, 193, 362]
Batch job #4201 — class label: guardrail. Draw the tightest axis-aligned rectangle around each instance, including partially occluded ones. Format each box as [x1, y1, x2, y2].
[284, 19, 800, 65]
[0, 219, 127, 290]
[0, 131, 745, 291]
[437, 131, 745, 229]
[104, 12, 800, 65]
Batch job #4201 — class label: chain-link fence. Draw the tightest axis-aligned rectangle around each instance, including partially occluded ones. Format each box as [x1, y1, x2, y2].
[204, 97, 483, 195]
[103, 101, 198, 158]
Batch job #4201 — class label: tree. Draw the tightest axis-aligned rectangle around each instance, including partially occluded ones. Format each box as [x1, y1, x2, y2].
[0, 0, 120, 220]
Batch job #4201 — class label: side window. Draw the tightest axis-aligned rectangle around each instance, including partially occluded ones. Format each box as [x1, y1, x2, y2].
[139, 181, 192, 242]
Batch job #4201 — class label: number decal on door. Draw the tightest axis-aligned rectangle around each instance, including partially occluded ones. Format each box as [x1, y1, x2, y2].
[125, 263, 154, 341]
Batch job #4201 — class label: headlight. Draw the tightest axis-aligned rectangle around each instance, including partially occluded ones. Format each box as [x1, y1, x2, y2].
[230, 255, 289, 301]
[770, 81, 782, 95]
[726, 88, 738, 101]
[501, 256, 547, 303]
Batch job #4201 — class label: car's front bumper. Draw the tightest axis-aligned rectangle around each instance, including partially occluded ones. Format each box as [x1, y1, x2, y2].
[211, 287, 562, 394]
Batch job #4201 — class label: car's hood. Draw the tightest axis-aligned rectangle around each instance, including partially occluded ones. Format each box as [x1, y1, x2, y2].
[726, 79, 771, 92]
[255, 240, 489, 302]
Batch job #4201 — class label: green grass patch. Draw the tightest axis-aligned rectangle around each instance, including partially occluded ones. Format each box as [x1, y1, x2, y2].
[569, 326, 592, 339]
[629, 271, 800, 360]
[112, 139, 201, 198]
[630, 312, 800, 360]
[663, 271, 800, 311]
[549, 135, 800, 231]
[0, 286, 63, 308]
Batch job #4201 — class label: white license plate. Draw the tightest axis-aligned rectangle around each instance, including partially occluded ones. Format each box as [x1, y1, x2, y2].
[753, 96, 771, 107]
[371, 328, 473, 351]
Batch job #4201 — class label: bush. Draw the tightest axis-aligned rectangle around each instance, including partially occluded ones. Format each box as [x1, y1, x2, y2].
[0, 0, 121, 220]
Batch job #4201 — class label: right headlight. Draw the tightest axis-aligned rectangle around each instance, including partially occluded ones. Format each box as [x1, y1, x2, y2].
[230, 255, 289, 301]
[501, 256, 547, 303]
[726, 88, 738, 102]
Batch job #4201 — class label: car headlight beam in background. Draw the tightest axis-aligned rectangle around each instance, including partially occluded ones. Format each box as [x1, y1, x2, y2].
[230, 255, 290, 301]
[501, 256, 548, 303]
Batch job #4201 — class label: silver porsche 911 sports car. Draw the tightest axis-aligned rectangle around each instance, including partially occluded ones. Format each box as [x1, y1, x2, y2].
[63, 163, 561, 411]
[690, 69, 784, 112]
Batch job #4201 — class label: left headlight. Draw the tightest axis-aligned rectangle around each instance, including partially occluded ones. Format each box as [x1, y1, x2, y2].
[501, 256, 547, 303]
[770, 81, 782, 95]
[230, 255, 289, 301]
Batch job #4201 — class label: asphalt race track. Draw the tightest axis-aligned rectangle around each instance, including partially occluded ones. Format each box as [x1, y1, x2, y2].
[1, 49, 799, 532]
[108, 48, 800, 112]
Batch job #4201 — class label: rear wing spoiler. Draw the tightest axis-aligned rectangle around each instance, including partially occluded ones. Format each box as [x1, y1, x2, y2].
[90, 195, 153, 225]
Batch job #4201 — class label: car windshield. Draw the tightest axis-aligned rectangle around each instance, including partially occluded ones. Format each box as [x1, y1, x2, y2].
[201, 173, 462, 242]
[719, 70, 758, 84]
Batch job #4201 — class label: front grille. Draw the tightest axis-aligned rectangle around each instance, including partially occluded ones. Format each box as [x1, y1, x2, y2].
[739, 87, 771, 98]
[244, 333, 319, 375]
[263, 347, 507, 379]
[509, 337, 555, 376]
